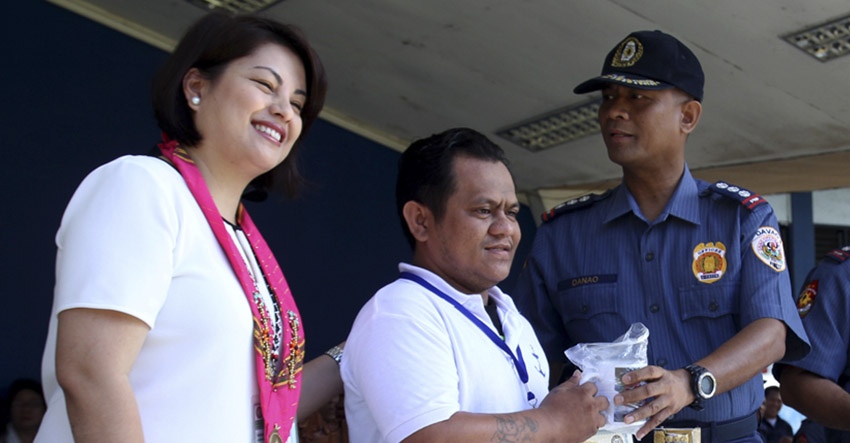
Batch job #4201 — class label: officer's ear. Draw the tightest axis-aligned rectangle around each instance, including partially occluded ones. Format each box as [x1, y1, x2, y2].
[403, 200, 433, 243]
[680, 99, 702, 134]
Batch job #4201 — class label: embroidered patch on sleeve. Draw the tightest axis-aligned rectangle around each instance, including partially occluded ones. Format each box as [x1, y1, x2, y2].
[692, 242, 727, 283]
[752, 226, 786, 271]
[797, 280, 818, 318]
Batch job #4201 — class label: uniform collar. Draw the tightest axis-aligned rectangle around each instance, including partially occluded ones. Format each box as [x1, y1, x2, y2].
[604, 164, 701, 225]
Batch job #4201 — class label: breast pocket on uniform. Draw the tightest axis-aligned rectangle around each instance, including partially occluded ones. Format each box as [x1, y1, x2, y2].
[557, 275, 619, 321]
[678, 282, 740, 321]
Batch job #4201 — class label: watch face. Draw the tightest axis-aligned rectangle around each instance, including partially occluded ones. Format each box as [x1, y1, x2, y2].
[698, 373, 716, 398]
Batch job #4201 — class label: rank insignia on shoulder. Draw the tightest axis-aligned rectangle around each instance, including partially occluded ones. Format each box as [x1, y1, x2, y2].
[797, 280, 818, 318]
[541, 190, 611, 223]
[825, 246, 850, 263]
[709, 182, 766, 210]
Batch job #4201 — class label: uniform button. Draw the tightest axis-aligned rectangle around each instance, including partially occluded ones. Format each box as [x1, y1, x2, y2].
[657, 358, 667, 367]
[709, 301, 719, 312]
[645, 253, 655, 262]
[650, 304, 660, 313]
[581, 304, 589, 314]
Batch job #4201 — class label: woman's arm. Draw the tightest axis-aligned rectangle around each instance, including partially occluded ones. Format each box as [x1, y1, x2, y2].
[56, 308, 149, 443]
[297, 342, 345, 420]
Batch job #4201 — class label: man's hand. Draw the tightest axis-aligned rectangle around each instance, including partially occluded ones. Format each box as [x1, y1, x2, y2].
[612, 366, 694, 440]
[538, 370, 609, 442]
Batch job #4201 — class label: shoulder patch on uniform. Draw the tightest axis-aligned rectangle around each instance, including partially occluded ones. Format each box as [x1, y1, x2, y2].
[751, 226, 786, 271]
[797, 280, 818, 318]
[825, 246, 850, 264]
[708, 181, 766, 210]
[541, 190, 611, 223]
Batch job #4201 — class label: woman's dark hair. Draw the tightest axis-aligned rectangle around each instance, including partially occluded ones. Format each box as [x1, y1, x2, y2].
[396, 127, 511, 249]
[151, 13, 327, 198]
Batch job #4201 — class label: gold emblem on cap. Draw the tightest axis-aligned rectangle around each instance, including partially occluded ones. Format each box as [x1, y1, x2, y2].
[611, 37, 643, 67]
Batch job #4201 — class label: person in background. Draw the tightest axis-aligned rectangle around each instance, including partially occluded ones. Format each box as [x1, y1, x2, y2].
[514, 30, 809, 442]
[1, 379, 46, 443]
[36, 12, 341, 443]
[758, 386, 793, 443]
[342, 128, 608, 443]
[777, 245, 850, 442]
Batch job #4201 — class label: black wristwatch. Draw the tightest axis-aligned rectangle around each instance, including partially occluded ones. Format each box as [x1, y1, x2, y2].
[684, 364, 716, 410]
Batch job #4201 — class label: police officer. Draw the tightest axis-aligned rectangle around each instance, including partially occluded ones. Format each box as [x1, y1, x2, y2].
[514, 30, 809, 441]
[758, 386, 793, 443]
[777, 246, 850, 441]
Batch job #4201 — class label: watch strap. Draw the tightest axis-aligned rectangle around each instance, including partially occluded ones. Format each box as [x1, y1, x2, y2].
[325, 345, 343, 364]
[684, 364, 713, 411]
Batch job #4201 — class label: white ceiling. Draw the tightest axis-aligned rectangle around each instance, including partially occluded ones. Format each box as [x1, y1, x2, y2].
[51, 0, 850, 209]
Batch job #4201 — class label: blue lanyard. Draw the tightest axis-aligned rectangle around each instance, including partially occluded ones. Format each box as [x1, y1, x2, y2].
[399, 272, 537, 406]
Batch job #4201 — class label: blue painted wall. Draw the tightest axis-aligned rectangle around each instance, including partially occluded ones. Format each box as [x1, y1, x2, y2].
[1, 0, 170, 389]
[0, 1, 537, 392]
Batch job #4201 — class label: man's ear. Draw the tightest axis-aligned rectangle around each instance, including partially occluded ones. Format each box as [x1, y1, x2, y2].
[402, 201, 432, 243]
[680, 99, 702, 134]
[182, 67, 207, 111]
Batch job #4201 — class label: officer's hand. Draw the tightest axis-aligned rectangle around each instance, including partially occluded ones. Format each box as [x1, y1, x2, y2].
[538, 370, 608, 442]
[613, 366, 694, 440]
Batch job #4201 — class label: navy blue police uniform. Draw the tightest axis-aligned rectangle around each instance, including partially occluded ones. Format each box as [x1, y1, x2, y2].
[514, 166, 809, 441]
[794, 418, 827, 443]
[778, 247, 850, 442]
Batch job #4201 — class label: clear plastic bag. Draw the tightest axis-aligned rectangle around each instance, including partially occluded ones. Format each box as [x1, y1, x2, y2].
[564, 322, 649, 436]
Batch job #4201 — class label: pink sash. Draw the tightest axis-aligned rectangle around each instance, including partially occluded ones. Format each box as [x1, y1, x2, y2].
[158, 135, 303, 442]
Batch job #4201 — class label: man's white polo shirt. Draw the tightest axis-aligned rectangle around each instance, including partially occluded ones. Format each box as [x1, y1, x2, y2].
[341, 263, 550, 443]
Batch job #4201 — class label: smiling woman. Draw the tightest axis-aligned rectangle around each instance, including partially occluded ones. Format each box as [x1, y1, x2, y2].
[184, 42, 307, 216]
[35, 13, 341, 443]
[151, 12, 326, 200]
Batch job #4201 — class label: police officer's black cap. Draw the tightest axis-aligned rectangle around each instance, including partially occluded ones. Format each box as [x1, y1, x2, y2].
[573, 30, 704, 102]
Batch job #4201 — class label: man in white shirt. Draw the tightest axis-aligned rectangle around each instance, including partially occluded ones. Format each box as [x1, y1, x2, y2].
[341, 128, 608, 443]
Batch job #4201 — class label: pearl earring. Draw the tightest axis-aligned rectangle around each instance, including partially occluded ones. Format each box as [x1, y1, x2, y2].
[191, 96, 200, 105]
